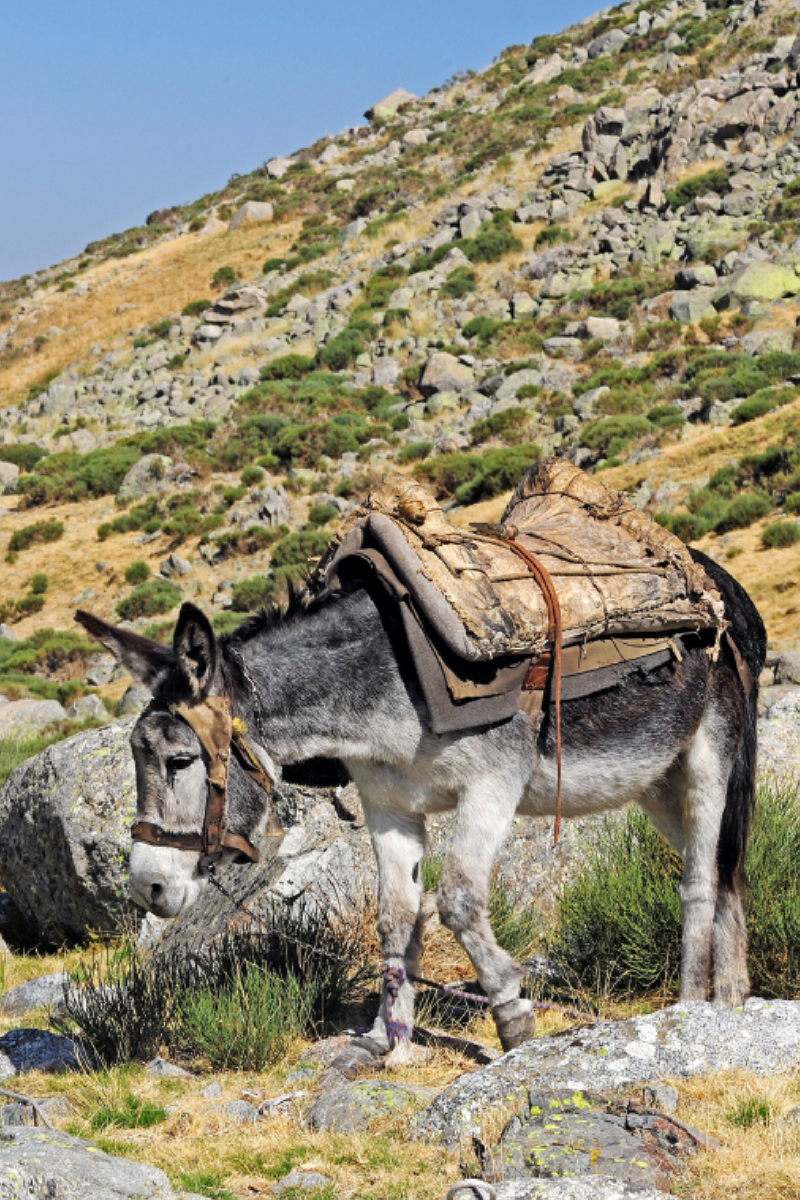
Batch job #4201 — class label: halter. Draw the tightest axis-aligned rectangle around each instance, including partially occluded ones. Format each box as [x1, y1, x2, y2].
[131, 693, 283, 868]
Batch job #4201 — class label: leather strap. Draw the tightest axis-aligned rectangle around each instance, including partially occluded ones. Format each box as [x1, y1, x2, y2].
[477, 527, 564, 846]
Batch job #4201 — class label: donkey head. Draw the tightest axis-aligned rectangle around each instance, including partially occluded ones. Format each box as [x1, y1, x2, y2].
[76, 604, 273, 919]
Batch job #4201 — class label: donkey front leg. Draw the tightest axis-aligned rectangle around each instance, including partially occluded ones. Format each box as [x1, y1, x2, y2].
[363, 804, 426, 1063]
[438, 778, 532, 1052]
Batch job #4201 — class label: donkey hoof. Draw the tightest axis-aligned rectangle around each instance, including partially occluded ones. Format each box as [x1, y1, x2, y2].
[492, 998, 535, 1052]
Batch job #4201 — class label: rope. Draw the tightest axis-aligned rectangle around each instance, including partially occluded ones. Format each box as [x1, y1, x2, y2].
[446, 1183, 496, 1200]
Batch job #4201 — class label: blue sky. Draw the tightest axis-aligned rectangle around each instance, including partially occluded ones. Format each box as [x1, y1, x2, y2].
[1, 1, 602, 282]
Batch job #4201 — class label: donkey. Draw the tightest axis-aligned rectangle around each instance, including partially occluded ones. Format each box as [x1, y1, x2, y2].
[77, 545, 765, 1058]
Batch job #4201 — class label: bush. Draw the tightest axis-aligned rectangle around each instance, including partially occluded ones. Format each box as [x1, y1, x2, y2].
[8, 520, 64, 554]
[15, 595, 45, 616]
[665, 168, 731, 210]
[579, 415, 652, 460]
[116, 579, 181, 621]
[397, 441, 433, 463]
[461, 217, 522, 265]
[259, 354, 315, 381]
[91, 1093, 168, 1132]
[30, 573, 48, 595]
[715, 491, 772, 533]
[414, 444, 541, 504]
[270, 529, 330, 570]
[316, 329, 364, 371]
[730, 392, 781, 425]
[213, 265, 236, 287]
[307, 504, 337, 526]
[55, 908, 373, 1066]
[573, 278, 648, 320]
[230, 576, 275, 612]
[0, 444, 47, 472]
[19, 444, 140, 506]
[535, 225, 572, 248]
[181, 299, 210, 317]
[240, 465, 265, 486]
[549, 783, 800, 1000]
[785, 492, 800, 514]
[462, 316, 505, 344]
[762, 520, 800, 549]
[470, 408, 529, 444]
[124, 561, 151, 585]
[441, 266, 477, 300]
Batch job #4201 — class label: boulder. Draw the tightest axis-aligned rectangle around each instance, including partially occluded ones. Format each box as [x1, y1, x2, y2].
[0, 1127, 195, 1198]
[417, 998, 800, 1147]
[587, 28, 629, 59]
[669, 293, 716, 324]
[0, 1029, 85, 1073]
[258, 486, 292, 527]
[739, 328, 794, 355]
[0, 462, 19, 496]
[710, 89, 773, 140]
[0, 699, 66, 740]
[0, 720, 138, 941]
[147, 780, 378, 966]
[714, 262, 800, 309]
[229, 201, 274, 231]
[365, 88, 417, 121]
[403, 129, 428, 148]
[419, 352, 474, 396]
[524, 53, 565, 86]
[306, 1079, 435, 1132]
[66, 694, 107, 722]
[117, 454, 172, 502]
[372, 358, 400, 388]
[115, 683, 151, 717]
[0, 973, 69, 1018]
[265, 157, 294, 179]
[674, 265, 717, 290]
[489, 1182, 672, 1199]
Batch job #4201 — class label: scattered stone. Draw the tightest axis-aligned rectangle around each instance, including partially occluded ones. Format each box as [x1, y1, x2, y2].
[0, 1096, 70, 1127]
[365, 88, 417, 120]
[265, 157, 294, 179]
[418, 999, 800, 1146]
[0, 974, 69, 1018]
[669, 294, 716, 324]
[145, 1057, 193, 1079]
[160, 553, 193, 578]
[740, 328, 794, 356]
[0, 1030, 85, 1074]
[200, 1082, 222, 1099]
[229, 201, 274, 231]
[420, 352, 474, 395]
[86, 654, 116, 687]
[66, 693, 107, 722]
[0, 463, 19, 496]
[306, 1079, 436, 1132]
[0, 627, 16, 643]
[0, 699, 66, 740]
[117, 454, 172, 502]
[273, 1171, 333, 1195]
[116, 683, 151, 717]
[644, 1084, 679, 1114]
[220, 1099, 261, 1124]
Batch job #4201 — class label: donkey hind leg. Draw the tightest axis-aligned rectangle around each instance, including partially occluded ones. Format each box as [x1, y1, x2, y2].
[363, 805, 426, 1063]
[676, 718, 734, 1003]
[712, 872, 749, 1007]
[438, 778, 532, 1052]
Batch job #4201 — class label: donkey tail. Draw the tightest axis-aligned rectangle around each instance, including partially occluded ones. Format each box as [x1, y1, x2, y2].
[689, 548, 766, 885]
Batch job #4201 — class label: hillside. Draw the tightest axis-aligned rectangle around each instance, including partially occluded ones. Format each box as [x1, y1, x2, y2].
[3, 0, 800, 719]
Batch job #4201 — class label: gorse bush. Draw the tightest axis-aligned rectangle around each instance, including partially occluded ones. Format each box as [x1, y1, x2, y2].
[0, 444, 47, 472]
[414, 443, 541, 505]
[123, 561, 150, 586]
[8, 520, 64, 554]
[550, 782, 800, 1000]
[665, 167, 731, 209]
[116, 579, 181, 621]
[56, 905, 373, 1067]
[762, 520, 800, 549]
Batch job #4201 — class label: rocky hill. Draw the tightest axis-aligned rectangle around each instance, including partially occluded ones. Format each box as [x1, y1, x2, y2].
[3, 0, 800, 720]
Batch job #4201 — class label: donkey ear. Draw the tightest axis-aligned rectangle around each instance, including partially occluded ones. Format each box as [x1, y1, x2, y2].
[75, 610, 175, 690]
[172, 603, 219, 702]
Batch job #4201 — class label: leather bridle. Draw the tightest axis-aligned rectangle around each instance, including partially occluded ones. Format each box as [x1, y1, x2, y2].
[131, 693, 283, 868]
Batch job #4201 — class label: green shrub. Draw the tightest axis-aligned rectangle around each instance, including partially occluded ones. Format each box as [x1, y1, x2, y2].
[647, 405, 685, 430]
[15, 595, 45, 616]
[535, 225, 572, 248]
[579, 415, 652, 460]
[55, 909, 372, 1066]
[270, 529, 330, 570]
[470, 407, 529, 444]
[148, 319, 172, 339]
[124, 561, 151, 585]
[655, 512, 707, 543]
[181, 299, 210, 317]
[262, 257, 285, 273]
[665, 168, 731, 210]
[0, 444, 47, 472]
[762, 520, 800, 549]
[785, 492, 800, 514]
[415, 444, 541, 505]
[116, 579, 181, 621]
[316, 329, 364, 371]
[462, 316, 506, 344]
[259, 354, 316, 381]
[30, 573, 48, 595]
[461, 217, 522, 264]
[726, 1098, 771, 1129]
[441, 266, 477, 300]
[730, 391, 782, 425]
[8, 520, 64, 554]
[397, 441, 433, 463]
[212, 525, 286, 560]
[19, 444, 140, 506]
[240, 465, 265, 486]
[715, 491, 772, 533]
[572, 278, 648, 320]
[307, 504, 337, 526]
[213, 265, 236, 287]
[230, 576, 274, 612]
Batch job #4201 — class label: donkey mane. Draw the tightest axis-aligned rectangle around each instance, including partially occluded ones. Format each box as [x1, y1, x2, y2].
[220, 582, 338, 651]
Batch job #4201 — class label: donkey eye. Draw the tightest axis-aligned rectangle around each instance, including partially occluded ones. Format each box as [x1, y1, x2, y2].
[167, 754, 196, 773]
